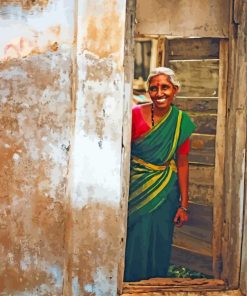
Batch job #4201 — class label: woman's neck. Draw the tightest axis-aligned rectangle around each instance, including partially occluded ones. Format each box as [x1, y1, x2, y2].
[153, 104, 171, 118]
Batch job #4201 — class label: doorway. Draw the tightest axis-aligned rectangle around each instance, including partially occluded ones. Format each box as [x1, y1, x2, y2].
[122, 36, 228, 291]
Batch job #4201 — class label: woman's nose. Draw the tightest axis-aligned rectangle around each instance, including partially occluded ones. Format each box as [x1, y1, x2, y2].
[157, 87, 164, 96]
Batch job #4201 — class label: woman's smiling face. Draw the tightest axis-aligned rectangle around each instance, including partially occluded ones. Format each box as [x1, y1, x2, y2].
[148, 74, 178, 110]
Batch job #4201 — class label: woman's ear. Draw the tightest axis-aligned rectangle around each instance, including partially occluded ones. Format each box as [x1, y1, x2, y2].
[173, 85, 179, 94]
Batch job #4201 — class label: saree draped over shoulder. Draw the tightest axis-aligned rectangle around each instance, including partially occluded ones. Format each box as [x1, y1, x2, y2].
[124, 106, 196, 282]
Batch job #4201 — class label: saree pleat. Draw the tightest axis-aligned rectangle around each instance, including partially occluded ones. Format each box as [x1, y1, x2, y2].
[124, 106, 196, 282]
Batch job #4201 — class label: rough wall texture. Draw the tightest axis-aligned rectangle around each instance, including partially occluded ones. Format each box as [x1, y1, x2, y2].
[0, 52, 72, 295]
[0, 0, 131, 295]
[136, 0, 230, 37]
[67, 1, 129, 295]
[0, 1, 74, 295]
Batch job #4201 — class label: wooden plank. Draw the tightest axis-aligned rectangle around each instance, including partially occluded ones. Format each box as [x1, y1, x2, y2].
[213, 39, 228, 278]
[171, 246, 213, 276]
[134, 40, 152, 80]
[123, 279, 226, 293]
[122, 278, 227, 296]
[169, 60, 219, 97]
[191, 134, 216, 153]
[189, 134, 216, 165]
[173, 231, 212, 257]
[168, 38, 219, 60]
[156, 37, 165, 67]
[190, 113, 217, 135]
[189, 183, 214, 206]
[123, 279, 225, 293]
[240, 181, 247, 294]
[189, 151, 215, 166]
[240, 154, 247, 294]
[174, 203, 213, 244]
[189, 165, 214, 205]
[222, 2, 247, 287]
[174, 97, 218, 113]
[122, 289, 242, 296]
[124, 278, 224, 286]
[189, 165, 215, 186]
[172, 203, 213, 275]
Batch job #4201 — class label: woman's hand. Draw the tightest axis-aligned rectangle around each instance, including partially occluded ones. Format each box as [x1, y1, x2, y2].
[174, 207, 188, 227]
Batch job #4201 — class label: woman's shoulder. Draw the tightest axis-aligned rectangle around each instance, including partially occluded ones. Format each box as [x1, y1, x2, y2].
[132, 103, 151, 115]
[132, 103, 151, 110]
[173, 105, 191, 119]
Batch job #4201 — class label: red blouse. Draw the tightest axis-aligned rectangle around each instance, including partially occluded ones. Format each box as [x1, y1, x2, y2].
[132, 105, 190, 155]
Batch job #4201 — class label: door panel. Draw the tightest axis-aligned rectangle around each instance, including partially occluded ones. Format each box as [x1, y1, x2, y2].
[168, 38, 220, 276]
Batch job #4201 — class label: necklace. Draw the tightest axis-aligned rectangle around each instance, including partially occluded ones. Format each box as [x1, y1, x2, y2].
[151, 103, 154, 127]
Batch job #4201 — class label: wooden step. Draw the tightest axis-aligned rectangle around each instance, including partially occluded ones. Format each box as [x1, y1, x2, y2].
[123, 278, 224, 293]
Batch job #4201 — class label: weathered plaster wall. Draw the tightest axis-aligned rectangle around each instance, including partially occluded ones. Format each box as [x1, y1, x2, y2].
[66, 1, 130, 295]
[0, 0, 131, 295]
[0, 1, 74, 295]
[135, 0, 230, 37]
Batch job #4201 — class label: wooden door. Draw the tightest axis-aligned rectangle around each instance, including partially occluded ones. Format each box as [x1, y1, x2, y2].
[165, 38, 221, 276]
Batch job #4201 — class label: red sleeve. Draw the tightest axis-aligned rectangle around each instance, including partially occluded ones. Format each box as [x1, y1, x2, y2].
[177, 138, 190, 155]
[131, 106, 138, 142]
[131, 105, 150, 142]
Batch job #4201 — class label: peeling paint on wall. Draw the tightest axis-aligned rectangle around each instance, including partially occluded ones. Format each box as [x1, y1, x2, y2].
[136, 0, 230, 37]
[0, 0, 131, 294]
[0, 0, 50, 10]
[67, 0, 128, 294]
[0, 0, 74, 294]
[0, 50, 72, 295]
[0, 0, 74, 61]
[78, 0, 126, 64]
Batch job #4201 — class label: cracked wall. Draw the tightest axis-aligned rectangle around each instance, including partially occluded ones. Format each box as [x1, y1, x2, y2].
[0, 1, 72, 295]
[0, 0, 130, 295]
[67, 1, 129, 295]
[136, 0, 230, 37]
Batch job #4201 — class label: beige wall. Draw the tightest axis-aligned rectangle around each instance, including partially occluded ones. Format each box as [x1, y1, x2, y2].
[1, 0, 246, 295]
[136, 0, 230, 37]
[0, 1, 74, 294]
[0, 0, 131, 295]
[67, 1, 130, 295]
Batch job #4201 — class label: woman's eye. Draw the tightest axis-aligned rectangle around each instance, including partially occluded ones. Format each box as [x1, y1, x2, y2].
[149, 86, 157, 92]
[162, 85, 169, 90]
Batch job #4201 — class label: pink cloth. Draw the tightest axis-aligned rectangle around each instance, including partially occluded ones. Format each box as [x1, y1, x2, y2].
[131, 105, 190, 154]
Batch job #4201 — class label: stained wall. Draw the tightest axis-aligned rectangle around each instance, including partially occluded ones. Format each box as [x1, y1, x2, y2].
[0, 0, 131, 295]
[66, 1, 130, 295]
[136, 0, 230, 37]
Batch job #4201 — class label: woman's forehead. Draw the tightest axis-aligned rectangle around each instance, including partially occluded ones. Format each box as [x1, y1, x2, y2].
[149, 74, 171, 84]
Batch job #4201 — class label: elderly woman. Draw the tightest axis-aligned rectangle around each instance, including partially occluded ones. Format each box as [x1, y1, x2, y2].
[124, 67, 196, 282]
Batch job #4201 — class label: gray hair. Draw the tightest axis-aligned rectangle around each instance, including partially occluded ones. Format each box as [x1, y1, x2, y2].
[146, 67, 180, 91]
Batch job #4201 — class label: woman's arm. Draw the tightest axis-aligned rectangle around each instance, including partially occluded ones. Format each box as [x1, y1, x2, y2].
[173, 153, 189, 227]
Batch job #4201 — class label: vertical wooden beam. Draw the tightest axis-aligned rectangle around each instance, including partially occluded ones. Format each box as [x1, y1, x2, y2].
[163, 38, 169, 67]
[222, 0, 247, 288]
[156, 37, 165, 67]
[239, 2, 247, 294]
[118, 0, 136, 294]
[240, 147, 247, 295]
[213, 39, 228, 279]
[150, 38, 158, 70]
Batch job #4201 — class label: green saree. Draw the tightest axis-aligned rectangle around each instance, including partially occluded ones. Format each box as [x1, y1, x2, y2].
[124, 106, 196, 282]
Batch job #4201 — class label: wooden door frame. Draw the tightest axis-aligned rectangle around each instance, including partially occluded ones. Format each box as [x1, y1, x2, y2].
[132, 35, 229, 279]
[212, 39, 228, 278]
[119, 0, 246, 293]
